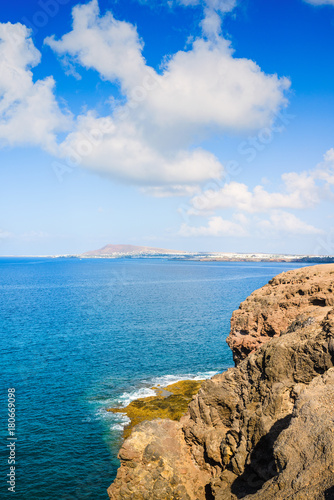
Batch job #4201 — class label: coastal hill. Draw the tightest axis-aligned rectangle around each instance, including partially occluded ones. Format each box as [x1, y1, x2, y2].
[81, 244, 183, 257]
[80, 245, 334, 262]
[108, 264, 334, 499]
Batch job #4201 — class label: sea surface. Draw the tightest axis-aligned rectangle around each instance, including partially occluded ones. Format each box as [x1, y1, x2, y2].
[0, 257, 306, 499]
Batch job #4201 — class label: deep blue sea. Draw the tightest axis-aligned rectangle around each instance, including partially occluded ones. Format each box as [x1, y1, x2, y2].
[0, 257, 306, 499]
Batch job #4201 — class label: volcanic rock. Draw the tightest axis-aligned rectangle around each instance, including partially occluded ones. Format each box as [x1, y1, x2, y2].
[108, 264, 334, 500]
[227, 264, 334, 365]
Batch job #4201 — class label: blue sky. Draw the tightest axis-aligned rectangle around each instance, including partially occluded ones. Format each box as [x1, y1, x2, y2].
[1, 0, 334, 255]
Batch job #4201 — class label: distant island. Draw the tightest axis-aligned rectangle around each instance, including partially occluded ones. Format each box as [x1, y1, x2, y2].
[81, 243, 184, 257]
[78, 244, 334, 263]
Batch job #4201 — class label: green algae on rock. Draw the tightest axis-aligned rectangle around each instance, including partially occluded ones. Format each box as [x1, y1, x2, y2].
[107, 379, 203, 439]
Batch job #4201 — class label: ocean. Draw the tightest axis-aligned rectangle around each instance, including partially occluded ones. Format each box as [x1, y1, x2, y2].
[0, 257, 305, 499]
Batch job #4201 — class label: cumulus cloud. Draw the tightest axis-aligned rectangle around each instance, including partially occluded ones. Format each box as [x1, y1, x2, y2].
[47, 1, 289, 132]
[146, 39, 289, 131]
[172, 0, 237, 37]
[179, 210, 321, 239]
[324, 148, 334, 162]
[45, 0, 290, 187]
[202, 0, 237, 37]
[144, 0, 237, 36]
[178, 149, 334, 239]
[314, 148, 334, 185]
[45, 1, 147, 94]
[179, 215, 248, 237]
[57, 113, 223, 184]
[0, 22, 71, 153]
[257, 211, 323, 235]
[189, 171, 320, 214]
[188, 147, 334, 215]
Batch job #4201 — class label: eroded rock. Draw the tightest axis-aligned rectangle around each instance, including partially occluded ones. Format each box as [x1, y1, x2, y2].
[108, 264, 334, 500]
[107, 419, 210, 500]
[227, 264, 334, 365]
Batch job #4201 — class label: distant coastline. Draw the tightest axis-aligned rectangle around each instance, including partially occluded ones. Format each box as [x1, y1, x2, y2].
[1, 246, 334, 264]
[78, 253, 334, 263]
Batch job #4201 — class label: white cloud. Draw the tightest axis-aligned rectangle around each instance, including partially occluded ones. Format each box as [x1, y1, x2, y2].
[190, 171, 320, 214]
[0, 22, 71, 153]
[147, 39, 290, 131]
[183, 149, 334, 244]
[58, 113, 223, 184]
[324, 148, 334, 162]
[304, 0, 334, 6]
[45, 1, 147, 94]
[47, 1, 289, 133]
[175, 0, 237, 37]
[257, 211, 323, 235]
[314, 148, 334, 185]
[177, 148, 334, 240]
[179, 215, 248, 236]
[178, 211, 322, 239]
[201, 9, 223, 38]
[207, 0, 237, 13]
[46, 0, 289, 187]
[202, 0, 237, 37]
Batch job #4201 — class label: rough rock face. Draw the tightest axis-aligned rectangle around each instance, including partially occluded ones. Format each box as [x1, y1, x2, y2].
[107, 419, 210, 500]
[108, 265, 334, 500]
[227, 264, 334, 365]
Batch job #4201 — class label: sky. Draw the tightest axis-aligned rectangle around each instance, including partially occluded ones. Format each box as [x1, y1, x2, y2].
[1, 0, 334, 255]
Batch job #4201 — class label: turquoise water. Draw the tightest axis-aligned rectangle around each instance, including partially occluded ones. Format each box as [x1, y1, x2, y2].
[0, 258, 305, 499]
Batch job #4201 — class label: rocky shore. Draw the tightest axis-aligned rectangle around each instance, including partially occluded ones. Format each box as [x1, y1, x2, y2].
[108, 264, 334, 500]
[107, 380, 203, 439]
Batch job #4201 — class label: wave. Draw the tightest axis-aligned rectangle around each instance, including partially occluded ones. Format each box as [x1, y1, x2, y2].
[116, 370, 219, 408]
[90, 370, 219, 433]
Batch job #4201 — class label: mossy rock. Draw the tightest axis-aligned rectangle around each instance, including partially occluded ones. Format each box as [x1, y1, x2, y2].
[108, 379, 203, 439]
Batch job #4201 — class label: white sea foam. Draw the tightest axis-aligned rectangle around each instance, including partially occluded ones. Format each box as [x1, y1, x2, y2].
[93, 404, 130, 432]
[149, 370, 219, 387]
[116, 387, 157, 408]
[109, 413, 131, 431]
[92, 370, 220, 433]
[94, 406, 112, 420]
[115, 370, 219, 409]
[110, 423, 126, 431]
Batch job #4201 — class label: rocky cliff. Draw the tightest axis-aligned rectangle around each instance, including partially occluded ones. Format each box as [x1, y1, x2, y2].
[227, 264, 334, 365]
[108, 265, 334, 500]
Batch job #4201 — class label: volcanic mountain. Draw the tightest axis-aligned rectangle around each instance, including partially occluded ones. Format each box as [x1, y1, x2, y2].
[82, 244, 183, 257]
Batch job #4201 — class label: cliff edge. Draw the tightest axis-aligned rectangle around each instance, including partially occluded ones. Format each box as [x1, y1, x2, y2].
[108, 265, 334, 500]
